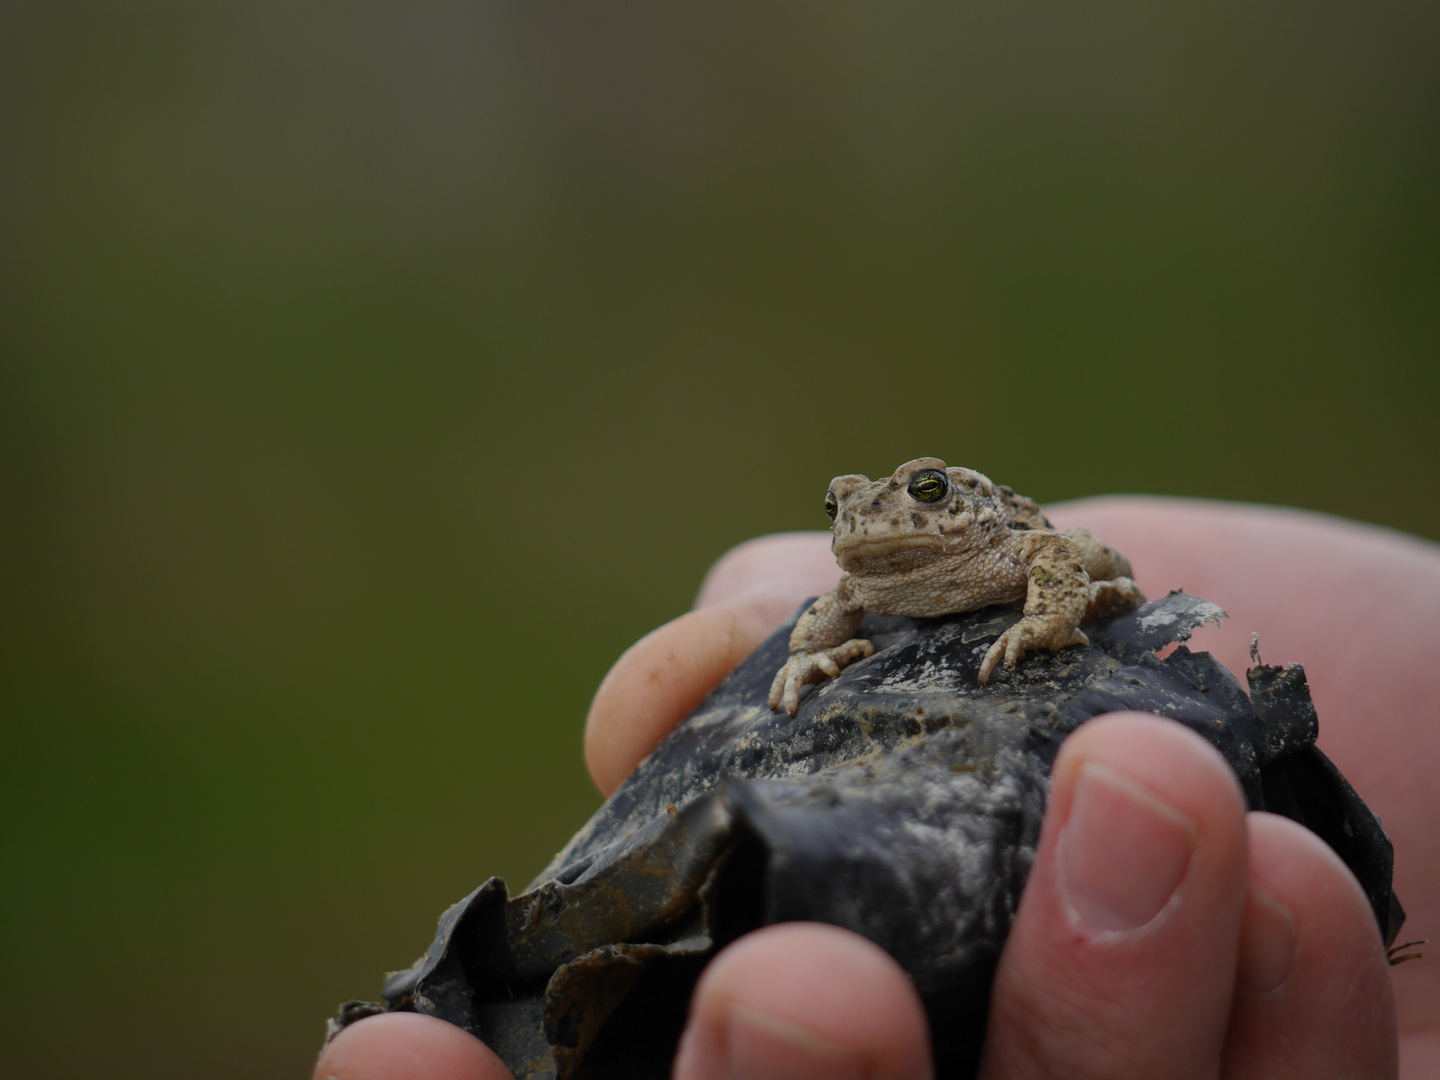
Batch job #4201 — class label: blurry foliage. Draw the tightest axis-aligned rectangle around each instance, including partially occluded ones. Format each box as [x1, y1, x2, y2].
[1, 2, 1436, 1077]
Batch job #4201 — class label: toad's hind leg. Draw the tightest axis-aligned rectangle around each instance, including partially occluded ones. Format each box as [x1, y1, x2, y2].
[1061, 528, 1133, 581]
[1087, 576, 1144, 620]
[1062, 528, 1146, 617]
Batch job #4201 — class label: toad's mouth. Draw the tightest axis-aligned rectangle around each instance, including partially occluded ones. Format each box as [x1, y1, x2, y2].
[833, 526, 971, 571]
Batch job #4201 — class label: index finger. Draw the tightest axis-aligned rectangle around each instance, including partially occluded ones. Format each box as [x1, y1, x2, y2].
[583, 532, 834, 795]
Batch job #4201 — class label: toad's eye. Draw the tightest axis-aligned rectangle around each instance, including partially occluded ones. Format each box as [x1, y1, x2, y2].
[824, 490, 838, 521]
[907, 470, 947, 503]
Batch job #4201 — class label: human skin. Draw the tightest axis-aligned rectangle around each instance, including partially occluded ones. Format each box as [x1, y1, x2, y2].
[315, 498, 1440, 1080]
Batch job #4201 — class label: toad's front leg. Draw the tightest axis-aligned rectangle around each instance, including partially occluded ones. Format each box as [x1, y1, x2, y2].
[979, 533, 1091, 685]
[769, 581, 871, 717]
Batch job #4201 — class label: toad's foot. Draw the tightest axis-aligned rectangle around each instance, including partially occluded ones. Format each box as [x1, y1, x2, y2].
[979, 617, 1088, 686]
[769, 640, 875, 717]
[1086, 575, 1145, 620]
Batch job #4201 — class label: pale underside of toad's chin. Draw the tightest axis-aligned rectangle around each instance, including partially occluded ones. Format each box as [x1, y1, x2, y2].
[834, 524, 983, 574]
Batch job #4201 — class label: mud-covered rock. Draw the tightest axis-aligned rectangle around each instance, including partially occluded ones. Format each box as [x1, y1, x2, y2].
[328, 592, 1403, 1079]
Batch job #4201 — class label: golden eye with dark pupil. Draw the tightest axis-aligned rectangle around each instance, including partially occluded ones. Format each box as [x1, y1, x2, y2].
[824, 490, 838, 521]
[907, 470, 947, 503]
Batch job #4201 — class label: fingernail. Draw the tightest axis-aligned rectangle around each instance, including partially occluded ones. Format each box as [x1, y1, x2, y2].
[1058, 762, 1198, 932]
[1236, 884, 1296, 995]
[724, 1002, 870, 1080]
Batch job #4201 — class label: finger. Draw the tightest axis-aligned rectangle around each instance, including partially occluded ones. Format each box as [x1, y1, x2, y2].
[1401, 1031, 1440, 1077]
[694, 532, 837, 608]
[672, 922, 934, 1080]
[1045, 497, 1440, 725]
[1221, 812, 1397, 1079]
[1046, 498, 1440, 1031]
[586, 534, 836, 796]
[979, 713, 1249, 1080]
[313, 1013, 513, 1080]
[585, 591, 797, 795]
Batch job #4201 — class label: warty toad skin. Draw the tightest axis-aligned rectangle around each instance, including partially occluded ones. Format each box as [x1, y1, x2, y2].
[769, 457, 1144, 716]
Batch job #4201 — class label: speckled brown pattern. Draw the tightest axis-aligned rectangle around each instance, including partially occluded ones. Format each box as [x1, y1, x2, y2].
[769, 458, 1145, 715]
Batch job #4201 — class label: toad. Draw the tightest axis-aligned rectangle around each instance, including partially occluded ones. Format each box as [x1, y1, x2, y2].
[769, 457, 1144, 716]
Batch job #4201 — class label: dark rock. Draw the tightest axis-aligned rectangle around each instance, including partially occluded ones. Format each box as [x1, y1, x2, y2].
[328, 591, 1403, 1079]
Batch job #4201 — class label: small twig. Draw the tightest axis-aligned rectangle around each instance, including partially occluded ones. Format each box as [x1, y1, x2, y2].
[1388, 939, 1427, 967]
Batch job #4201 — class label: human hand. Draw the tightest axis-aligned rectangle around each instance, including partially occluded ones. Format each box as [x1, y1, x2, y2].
[315, 499, 1439, 1079]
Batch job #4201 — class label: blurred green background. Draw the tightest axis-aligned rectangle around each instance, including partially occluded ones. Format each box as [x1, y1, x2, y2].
[1, 2, 1436, 1076]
